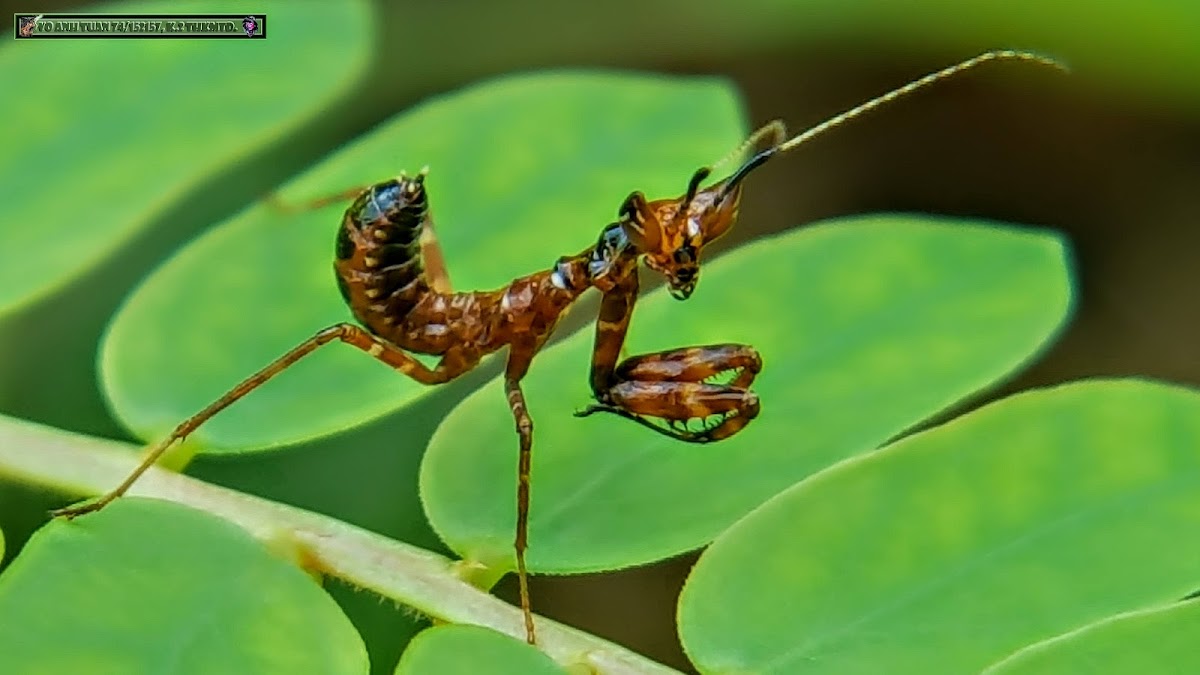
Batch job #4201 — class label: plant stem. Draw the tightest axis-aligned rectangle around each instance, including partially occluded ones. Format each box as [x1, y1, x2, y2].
[0, 416, 680, 675]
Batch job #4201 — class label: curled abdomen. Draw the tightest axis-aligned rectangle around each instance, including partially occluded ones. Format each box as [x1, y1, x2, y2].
[334, 174, 433, 333]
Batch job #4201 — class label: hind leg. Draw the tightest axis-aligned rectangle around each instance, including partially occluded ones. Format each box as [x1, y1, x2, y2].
[53, 324, 477, 519]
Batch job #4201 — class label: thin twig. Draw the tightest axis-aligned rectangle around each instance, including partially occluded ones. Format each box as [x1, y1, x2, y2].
[0, 416, 680, 675]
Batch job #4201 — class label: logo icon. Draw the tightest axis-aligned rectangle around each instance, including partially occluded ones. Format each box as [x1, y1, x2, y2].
[17, 14, 42, 37]
[241, 16, 258, 37]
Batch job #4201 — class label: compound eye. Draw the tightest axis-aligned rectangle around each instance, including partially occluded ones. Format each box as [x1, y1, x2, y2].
[618, 191, 661, 251]
[618, 192, 643, 222]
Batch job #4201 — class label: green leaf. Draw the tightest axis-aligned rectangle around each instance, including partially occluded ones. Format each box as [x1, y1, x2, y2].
[0, 0, 371, 317]
[0, 498, 367, 675]
[423, 215, 1072, 571]
[678, 379, 1200, 674]
[100, 72, 744, 450]
[983, 599, 1200, 675]
[394, 625, 565, 674]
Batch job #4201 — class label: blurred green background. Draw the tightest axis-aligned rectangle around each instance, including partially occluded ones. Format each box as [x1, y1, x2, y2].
[1, 0, 1198, 672]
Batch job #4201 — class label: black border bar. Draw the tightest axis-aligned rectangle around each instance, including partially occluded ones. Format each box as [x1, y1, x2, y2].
[14, 13, 267, 39]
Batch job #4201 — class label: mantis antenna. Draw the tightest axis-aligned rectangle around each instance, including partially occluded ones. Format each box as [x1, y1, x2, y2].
[713, 49, 1068, 175]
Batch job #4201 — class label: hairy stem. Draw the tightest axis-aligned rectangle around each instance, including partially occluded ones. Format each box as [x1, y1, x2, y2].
[0, 416, 679, 675]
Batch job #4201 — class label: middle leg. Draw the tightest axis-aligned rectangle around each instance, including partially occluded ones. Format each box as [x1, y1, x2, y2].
[503, 344, 538, 645]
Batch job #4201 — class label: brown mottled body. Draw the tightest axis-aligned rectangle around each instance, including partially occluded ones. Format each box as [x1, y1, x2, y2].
[50, 50, 1067, 650]
[334, 174, 593, 377]
[322, 175, 761, 641]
